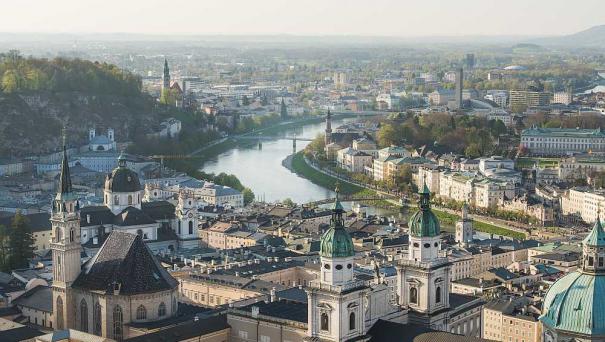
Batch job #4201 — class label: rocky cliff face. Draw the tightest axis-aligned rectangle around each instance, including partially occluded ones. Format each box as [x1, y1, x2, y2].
[0, 91, 159, 157]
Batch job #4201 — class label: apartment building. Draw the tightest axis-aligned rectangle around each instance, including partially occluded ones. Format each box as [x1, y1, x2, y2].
[561, 187, 605, 224]
[482, 298, 542, 342]
[509, 90, 551, 108]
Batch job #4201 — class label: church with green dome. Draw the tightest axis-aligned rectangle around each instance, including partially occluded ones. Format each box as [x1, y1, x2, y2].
[541, 217, 605, 341]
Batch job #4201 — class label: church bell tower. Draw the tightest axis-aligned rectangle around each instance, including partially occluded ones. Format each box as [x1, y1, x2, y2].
[51, 135, 82, 330]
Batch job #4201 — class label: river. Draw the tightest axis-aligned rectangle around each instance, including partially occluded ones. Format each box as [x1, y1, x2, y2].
[200, 118, 350, 204]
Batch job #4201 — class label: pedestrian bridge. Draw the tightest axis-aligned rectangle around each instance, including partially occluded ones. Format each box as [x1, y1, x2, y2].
[234, 136, 313, 142]
[306, 194, 393, 207]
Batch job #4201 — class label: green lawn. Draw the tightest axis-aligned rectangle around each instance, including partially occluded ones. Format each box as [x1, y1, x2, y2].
[516, 157, 560, 169]
[432, 208, 527, 240]
[290, 152, 363, 194]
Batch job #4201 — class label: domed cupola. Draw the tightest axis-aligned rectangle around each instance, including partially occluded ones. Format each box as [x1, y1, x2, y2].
[104, 153, 141, 193]
[320, 188, 354, 258]
[540, 217, 605, 340]
[319, 186, 355, 286]
[103, 152, 143, 214]
[408, 183, 440, 238]
[407, 182, 442, 262]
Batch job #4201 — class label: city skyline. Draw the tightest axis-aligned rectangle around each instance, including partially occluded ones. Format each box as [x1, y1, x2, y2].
[1, 0, 604, 37]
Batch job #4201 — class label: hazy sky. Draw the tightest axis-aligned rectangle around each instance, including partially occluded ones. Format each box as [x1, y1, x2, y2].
[2, 0, 603, 37]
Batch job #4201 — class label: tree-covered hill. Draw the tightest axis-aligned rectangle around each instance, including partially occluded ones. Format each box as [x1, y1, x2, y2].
[0, 51, 161, 157]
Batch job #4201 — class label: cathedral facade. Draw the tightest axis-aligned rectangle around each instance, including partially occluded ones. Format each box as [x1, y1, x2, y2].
[51, 144, 179, 341]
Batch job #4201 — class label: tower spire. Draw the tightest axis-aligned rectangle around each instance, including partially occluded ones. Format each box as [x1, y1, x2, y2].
[57, 127, 72, 196]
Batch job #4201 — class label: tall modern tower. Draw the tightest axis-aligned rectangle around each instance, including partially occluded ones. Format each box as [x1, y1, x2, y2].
[325, 110, 332, 145]
[163, 58, 170, 90]
[454, 67, 464, 110]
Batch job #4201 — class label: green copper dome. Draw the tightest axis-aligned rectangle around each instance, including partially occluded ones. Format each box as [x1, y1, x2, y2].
[583, 218, 605, 247]
[320, 188, 354, 258]
[541, 218, 605, 336]
[408, 182, 440, 238]
[540, 272, 605, 336]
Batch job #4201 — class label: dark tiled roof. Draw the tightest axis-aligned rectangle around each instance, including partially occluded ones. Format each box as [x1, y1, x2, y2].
[13, 285, 52, 312]
[114, 206, 156, 226]
[142, 201, 176, 220]
[124, 314, 229, 342]
[0, 213, 51, 232]
[276, 287, 308, 303]
[73, 231, 178, 295]
[368, 320, 490, 342]
[237, 300, 308, 323]
[0, 326, 44, 342]
[80, 206, 114, 227]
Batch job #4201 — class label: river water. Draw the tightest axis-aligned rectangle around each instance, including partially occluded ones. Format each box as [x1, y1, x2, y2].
[200, 119, 349, 204]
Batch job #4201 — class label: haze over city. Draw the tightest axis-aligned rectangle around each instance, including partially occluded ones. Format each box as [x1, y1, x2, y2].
[2, 0, 605, 37]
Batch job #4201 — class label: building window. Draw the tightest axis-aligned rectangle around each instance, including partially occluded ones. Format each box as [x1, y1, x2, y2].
[178, 221, 181, 235]
[94, 302, 102, 336]
[324, 264, 331, 270]
[349, 312, 356, 330]
[114, 195, 119, 205]
[188, 221, 193, 235]
[137, 229, 143, 239]
[158, 302, 166, 317]
[260, 336, 270, 342]
[113, 305, 123, 341]
[70, 228, 74, 242]
[80, 299, 88, 332]
[136, 305, 147, 320]
[128, 195, 133, 205]
[56, 296, 64, 330]
[172, 298, 177, 314]
[321, 312, 329, 331]
[436, 286, 442, 303]
[410, 287, 418, 304]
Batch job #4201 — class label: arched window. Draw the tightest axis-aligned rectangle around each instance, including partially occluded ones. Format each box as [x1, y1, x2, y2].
[56, 296, 64, 330]
[56, 227, 63, 242]
[410, 287, 418, 305]
[436, 286, 442, 303]
[349, 312, 356, 330]
[128, 195, 133, 205]
[188, 221, 193, 235]
[136, 305, 147, 320]
[172, 297, 177, 314]
[80, 299, 88, 332]
[113, 305, 123, 341]
[158, 302, 166, 317]
[178, 221, 181, 235]
[321, 312, 329, 331]
[70, 228, 74, 242]
[137, 229, 143, 238]
[114, 195, 119, 205]
[93, 302, 102, 336]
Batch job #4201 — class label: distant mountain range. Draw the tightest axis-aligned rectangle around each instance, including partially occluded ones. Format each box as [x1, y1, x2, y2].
[529, 25, 605, 47]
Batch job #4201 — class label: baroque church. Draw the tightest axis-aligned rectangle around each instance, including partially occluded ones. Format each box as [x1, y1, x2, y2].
[79, 152, 200, 252]
[51, 143, 179, 341]
[241, 184, 483, 341]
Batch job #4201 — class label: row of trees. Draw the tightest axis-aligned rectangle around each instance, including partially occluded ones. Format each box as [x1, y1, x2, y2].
[0, 50, 142, 96]
[0, 212, 35, 272]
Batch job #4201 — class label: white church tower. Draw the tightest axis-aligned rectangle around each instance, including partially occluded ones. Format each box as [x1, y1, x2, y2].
[455, 203, 474, 246]
[51, 137, 82, 330]
[396, 183, 451, 330]
[306, 188, 370, 342]
[176, 190, 200, 248]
